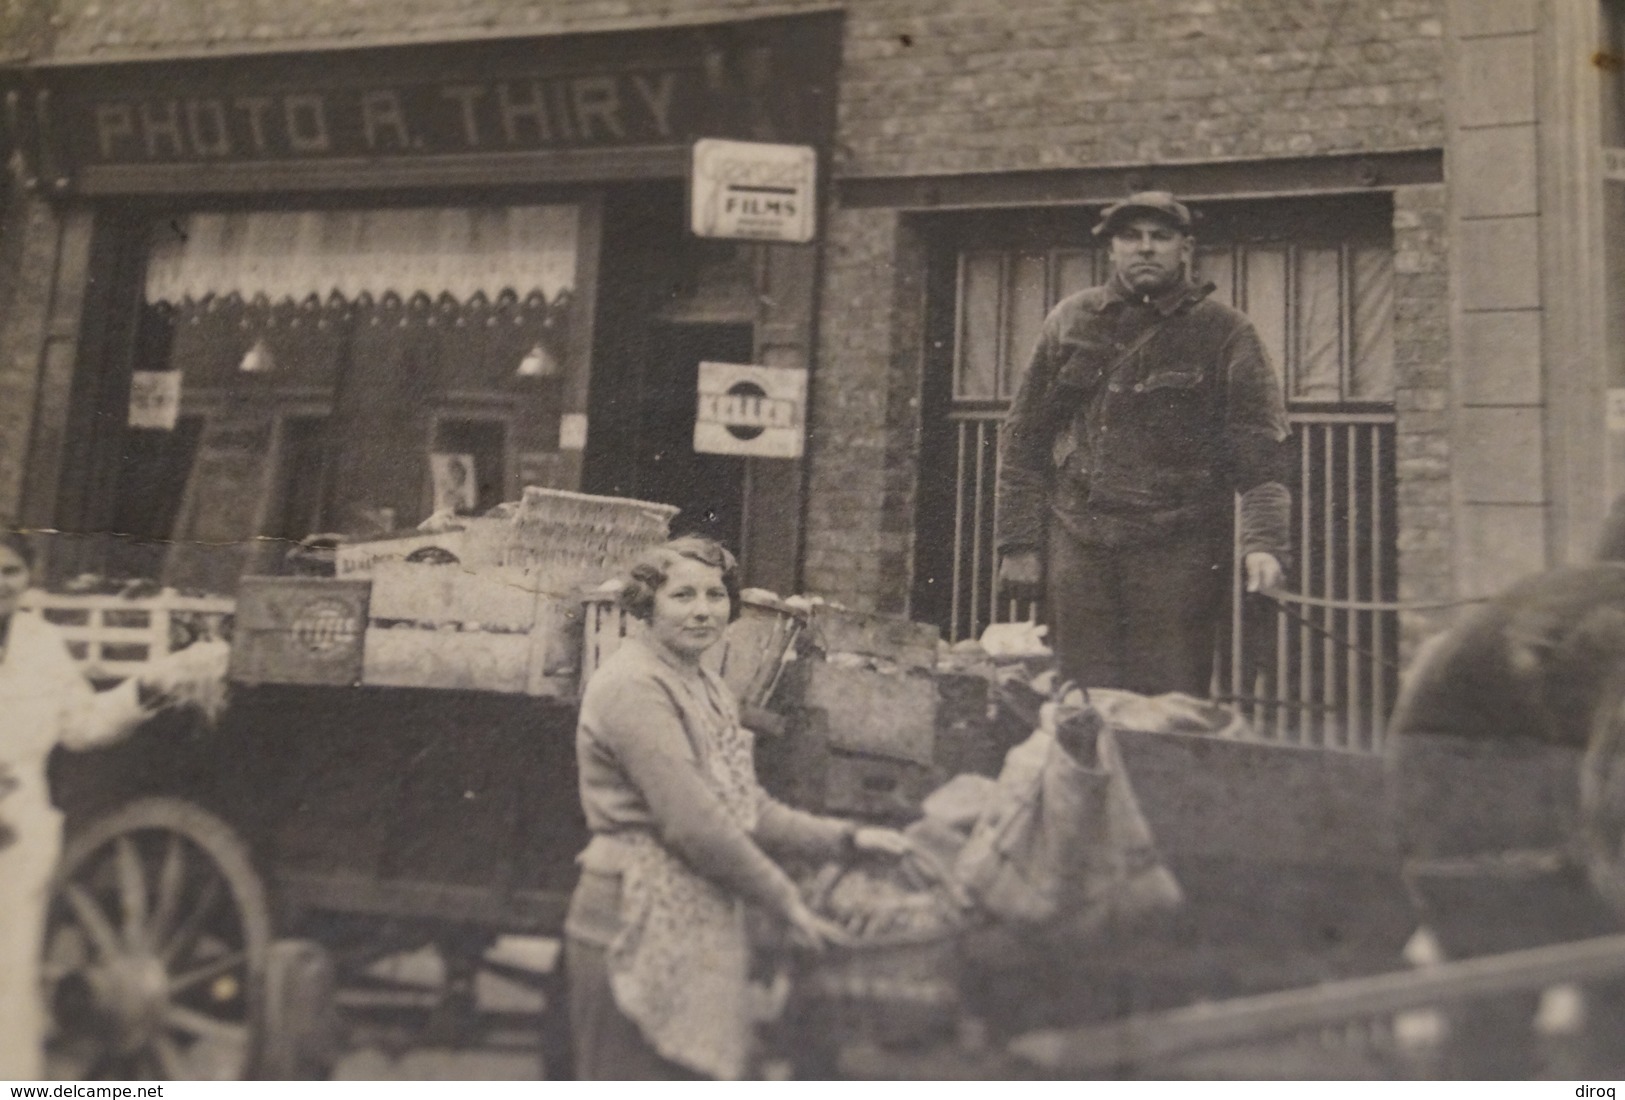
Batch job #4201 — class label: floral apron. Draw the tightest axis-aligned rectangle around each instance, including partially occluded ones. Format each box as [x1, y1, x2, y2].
[606, 668, 760, 1081]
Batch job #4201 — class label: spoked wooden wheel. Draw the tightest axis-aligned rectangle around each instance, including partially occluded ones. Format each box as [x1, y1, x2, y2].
[43, 798, 271, 1080]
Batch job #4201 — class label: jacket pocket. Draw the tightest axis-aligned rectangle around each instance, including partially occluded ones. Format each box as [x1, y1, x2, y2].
[1137, 368, 1203, 394]
[1051, 338, 1114, 395]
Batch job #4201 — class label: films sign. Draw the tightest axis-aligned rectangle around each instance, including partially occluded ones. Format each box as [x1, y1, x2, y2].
[690, 139, 817, 244]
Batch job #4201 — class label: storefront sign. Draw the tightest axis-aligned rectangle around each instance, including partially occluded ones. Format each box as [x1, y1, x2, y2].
[13, 14, 843, 194]
[86, 74, 690, 165]
[691, 139, 817, 243]
[128, 370, 182, 430]
[694, 361, 806, 458]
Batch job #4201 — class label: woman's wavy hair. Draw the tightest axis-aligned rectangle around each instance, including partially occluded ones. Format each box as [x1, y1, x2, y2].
[619, 536, 742, 623]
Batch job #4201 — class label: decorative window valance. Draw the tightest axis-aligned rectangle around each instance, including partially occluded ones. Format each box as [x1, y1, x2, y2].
[144, 204, 579, 307]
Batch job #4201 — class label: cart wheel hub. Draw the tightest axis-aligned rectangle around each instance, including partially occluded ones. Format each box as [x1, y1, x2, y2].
[89, 954, 170, 1051]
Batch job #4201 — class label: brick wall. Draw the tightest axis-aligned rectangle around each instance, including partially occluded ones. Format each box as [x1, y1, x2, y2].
[839, 0, 1444, 176]
[1392, 182, 1453, 660]
[46, 0, 1446, 178]
[22, 0, 1451, 617]
[802, 205, 926, 612]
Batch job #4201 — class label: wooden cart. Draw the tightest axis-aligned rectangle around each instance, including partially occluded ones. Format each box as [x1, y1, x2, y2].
[828, 722, 1625, 1080]
[28, 568, 801, 1081]
[27, 582, 598, 1081]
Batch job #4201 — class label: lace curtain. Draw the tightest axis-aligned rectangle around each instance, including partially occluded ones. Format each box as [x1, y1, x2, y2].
[144, 205, 579, 306]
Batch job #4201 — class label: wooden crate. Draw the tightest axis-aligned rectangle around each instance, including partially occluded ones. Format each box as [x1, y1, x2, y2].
[717, 594, 806, 711]
[20, 589, 235, 682]
[231, 578, 370, 687]
[804, 662, 938, 765]
[1111, 727, 1413, 957]
[581, 592, 636, 692]
[823, 749, 935, 818]
[808, 605, 939, 669]
[360, 562, 581, 696]
[366, 562, 539, 629]
[361, 628, 533, 694]
[333, 532, 469, 577]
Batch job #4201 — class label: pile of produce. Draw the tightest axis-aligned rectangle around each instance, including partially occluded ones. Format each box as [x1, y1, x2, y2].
[802, 849, 967, 944]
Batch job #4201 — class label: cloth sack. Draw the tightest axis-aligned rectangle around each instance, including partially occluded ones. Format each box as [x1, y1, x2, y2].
[953, 690, 1183, 940]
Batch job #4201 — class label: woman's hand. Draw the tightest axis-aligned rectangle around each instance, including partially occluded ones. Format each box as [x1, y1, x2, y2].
[783, 898, 850, 954]
[135, 641, 231, 719]
[851, 826, 913, 858]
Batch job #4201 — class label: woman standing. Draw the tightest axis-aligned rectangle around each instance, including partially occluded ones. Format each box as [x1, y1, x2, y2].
[565, 536, 908, 1080]
[0, 532, 183, 1080]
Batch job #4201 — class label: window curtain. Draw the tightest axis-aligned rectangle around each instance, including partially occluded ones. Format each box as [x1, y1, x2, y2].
[145, 206, 579, 307]
[137, 204, 580, 592]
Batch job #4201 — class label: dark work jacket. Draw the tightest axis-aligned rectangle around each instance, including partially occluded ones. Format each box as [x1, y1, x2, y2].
[995, 275, 1293, 557]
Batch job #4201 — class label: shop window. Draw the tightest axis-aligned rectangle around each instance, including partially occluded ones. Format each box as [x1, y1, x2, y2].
[431, 418, 508, 516]
[105, 415, 205, 581]
[98, 202, 583, 592]
[269, 416, 329, 544]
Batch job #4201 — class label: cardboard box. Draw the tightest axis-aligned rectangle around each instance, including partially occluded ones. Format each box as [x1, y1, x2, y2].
[230, 577, 370, 686]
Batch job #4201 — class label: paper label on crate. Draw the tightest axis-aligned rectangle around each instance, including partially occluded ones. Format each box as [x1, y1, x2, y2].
[289, 597, 364, 654]
[694, 361, 807, 459]
[128, 370, 182, 430]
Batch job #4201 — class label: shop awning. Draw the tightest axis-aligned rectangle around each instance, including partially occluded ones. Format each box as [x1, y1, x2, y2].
[143, 204, 579, 306]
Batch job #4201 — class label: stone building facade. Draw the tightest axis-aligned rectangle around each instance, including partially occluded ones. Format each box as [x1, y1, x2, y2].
[12, 0, 1596, 740]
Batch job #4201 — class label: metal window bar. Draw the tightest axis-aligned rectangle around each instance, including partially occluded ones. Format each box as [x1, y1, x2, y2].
[1223, 413, 1399, 750]
[938, 240, 1399, 745]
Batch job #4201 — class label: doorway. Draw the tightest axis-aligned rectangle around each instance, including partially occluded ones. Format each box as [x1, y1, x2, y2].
[632, 322, 752, 551]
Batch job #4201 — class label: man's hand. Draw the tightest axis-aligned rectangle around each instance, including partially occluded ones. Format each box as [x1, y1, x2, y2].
[997, 550, 1044, 600]
[1244, 551, 1284, 594]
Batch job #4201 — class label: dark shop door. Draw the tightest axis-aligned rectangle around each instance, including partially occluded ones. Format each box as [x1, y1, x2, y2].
[633, 323, 752, 550]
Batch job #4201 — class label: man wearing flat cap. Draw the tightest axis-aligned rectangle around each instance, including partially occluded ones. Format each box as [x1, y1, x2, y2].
[995, 191, 1292, 696]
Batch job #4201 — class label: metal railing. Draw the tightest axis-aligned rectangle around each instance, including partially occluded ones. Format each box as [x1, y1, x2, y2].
[938, 409, 1399, 747]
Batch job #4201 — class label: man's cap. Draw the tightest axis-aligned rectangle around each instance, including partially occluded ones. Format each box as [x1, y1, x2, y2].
[1093, 191, 1195, 237]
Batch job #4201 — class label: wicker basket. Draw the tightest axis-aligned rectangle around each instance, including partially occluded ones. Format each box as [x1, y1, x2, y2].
[718, 590, 806, 712]
[508, 488, 679, 590]
[795, 849, 969, 1048]
[795, 927, 963, 1048]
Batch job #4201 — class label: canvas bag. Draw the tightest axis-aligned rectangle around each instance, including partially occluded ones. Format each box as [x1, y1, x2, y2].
[953, 689, 1183, 939]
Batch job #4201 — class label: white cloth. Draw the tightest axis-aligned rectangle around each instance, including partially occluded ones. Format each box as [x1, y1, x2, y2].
[0, 613, 147, 1081]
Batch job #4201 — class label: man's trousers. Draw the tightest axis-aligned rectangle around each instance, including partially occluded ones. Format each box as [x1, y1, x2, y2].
[1045, 522, 1224, 697]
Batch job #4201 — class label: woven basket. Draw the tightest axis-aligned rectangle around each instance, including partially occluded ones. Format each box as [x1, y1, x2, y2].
[796, 927, 963, 1048]
[506, 488, 679, 593]
[795, 849, 968, 1048]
